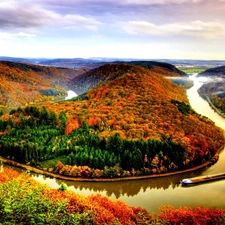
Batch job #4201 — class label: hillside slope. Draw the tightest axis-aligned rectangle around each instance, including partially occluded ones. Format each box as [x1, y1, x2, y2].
[0, 61, 85, 109]
[198, 81, 225, 114]
[69, 63, 186, 95]
[0, 63, 224, 176]
[197, 65, 225, 113]
[198, 65, 225, 77]
[47, 64, 224, 165]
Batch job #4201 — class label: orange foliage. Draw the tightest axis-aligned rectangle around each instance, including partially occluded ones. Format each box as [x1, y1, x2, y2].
[36, 64, 224, 163]
[0, 167, 21, 183]
[0, 168, 224, 225]
[44, 101, 51, 106]
[64, 119, 80, 135]
[1, 114, 9, 121]
[0, 61, 84, 108]
[42, 186, 142, 224]
[89, 194, 137, 224]
[87, 117, 97, 126]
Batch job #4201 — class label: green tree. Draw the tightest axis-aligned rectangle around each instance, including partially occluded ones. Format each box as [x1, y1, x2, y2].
[133, 149, 143, 170]
[40, 106, 49, 125]
[58, 111, 67, 131]
[106, 133, 123, 156]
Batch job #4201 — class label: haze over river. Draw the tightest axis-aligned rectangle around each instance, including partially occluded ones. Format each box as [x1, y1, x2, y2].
[5, 74, 225, 213]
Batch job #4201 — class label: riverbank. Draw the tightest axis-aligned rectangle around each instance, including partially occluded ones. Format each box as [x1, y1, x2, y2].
[204, 94, 225, 118]
[1, 168, 224, 225]
[1, 145, 223, 182]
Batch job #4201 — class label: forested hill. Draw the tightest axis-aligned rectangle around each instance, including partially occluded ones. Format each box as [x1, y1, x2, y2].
[198, 65, 225, 77]
[69, 63, 186, 95]
[118, 61, 187, 77]
[46, 64, 224, 164]
[197, 65, 225, 113]
[0, 63, 224, 176]
[0, 61, 85, 109]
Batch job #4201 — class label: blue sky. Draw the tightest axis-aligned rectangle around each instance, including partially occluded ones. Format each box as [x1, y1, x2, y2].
[1, 0, 225, 59]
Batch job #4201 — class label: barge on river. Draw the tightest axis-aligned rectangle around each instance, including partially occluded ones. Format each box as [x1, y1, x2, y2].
[181, 172, 225, 186]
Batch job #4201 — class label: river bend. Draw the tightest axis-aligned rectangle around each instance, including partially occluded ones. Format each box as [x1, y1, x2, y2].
[5, 75, 225, 213]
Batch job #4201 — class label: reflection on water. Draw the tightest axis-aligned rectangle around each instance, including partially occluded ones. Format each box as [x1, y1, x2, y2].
[18, 165, 208, 199]
[28, 165, 225, 213]
[4, 163, 204, 197]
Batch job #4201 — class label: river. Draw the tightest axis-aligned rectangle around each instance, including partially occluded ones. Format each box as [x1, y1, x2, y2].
[4, 76, 225, 213]
[65, 90, 77, 100]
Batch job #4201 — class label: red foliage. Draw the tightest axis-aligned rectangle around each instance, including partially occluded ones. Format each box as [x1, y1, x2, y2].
[131, 207, 154, 224]
[87, 117, 97, 126]
[14, 118, 20, 125]
[1, 168, 225, 225]
[66, 193, 91, 214]
[158, 205, 225, 225]
[88, 194, 137, 224]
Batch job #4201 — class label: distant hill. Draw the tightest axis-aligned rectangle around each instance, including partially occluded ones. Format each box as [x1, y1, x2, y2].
[198, 65, 225, 77]
[0, 60, 186, 109]
[0, 61, 85, 109]
[197, 65, 225, 113]
[116, 61, 187, 76]
[39, 58, 187, 76]
[45, 64, 224, 165]
[69, 63, 186, 95]
[0, 56, 41, 65]
[2, 56, 225, 69]
[38, 58, 104, 69]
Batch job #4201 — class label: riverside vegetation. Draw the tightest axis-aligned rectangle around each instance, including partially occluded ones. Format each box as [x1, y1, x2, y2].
[0, 167, 225, 224]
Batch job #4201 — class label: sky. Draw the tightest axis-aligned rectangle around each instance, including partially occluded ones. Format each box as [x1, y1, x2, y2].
[1, 0, 225, 60]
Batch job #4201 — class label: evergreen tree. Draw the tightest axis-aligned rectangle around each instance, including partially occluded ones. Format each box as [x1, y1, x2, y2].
[106, 133, 123, 156]
[40, 106, 49, 125]
[81, 121, 89, 133]
[58, 111, 67, 131]
[132, 149, 143, 170]
[0, 119, 3, 131]
[48, 111, 58, 127]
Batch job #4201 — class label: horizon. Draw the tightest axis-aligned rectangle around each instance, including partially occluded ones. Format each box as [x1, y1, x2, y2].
[1, 0, 225, 60]
[1, 55, 225, 62]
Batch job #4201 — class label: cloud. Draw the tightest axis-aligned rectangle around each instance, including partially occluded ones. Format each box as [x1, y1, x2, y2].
[64, 14, 103, 25]
[121, 0, 203, 4]
[36, 0, 204, 6]
[63, 14, 103, 31]
[0, 1, 59, 29]
[0, 31, 36, 40]
[119, 20, 225, 39]
[0, 0, 102, 31]
[13, 32, 36, 38]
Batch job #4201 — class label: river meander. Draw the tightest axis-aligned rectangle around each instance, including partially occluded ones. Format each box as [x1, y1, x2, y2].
[4, 75, 225, 213]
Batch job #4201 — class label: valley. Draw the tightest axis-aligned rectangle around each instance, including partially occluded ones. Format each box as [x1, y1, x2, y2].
[2, 71, 225, 215]
[1, 58, 225, 223]
[0, 61, 224, 178]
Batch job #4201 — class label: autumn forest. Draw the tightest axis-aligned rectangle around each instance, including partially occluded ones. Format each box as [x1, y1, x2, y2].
[0, 60, 225, 224]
